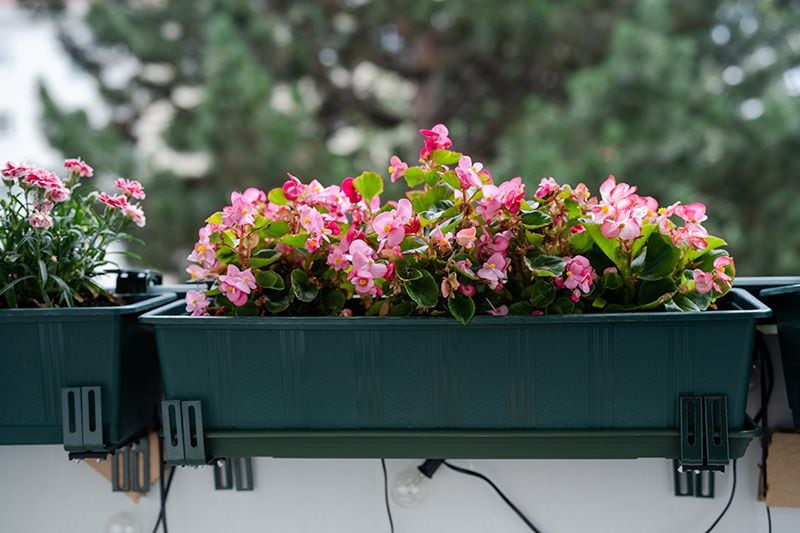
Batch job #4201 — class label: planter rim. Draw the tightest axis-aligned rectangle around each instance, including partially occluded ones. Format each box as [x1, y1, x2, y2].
[141, 287, 769, 328]
[760, 283, 800, 299]
[735, 276, 800, 288]
[0, 292, 176, 317]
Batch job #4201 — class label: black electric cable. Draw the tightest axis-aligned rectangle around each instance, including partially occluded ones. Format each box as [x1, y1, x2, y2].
[442, 460, 543, 533]
[152, 435, 177, 533]
[380, 459, 395, 533]
[766, 506, 772, 533]
[702, 459, 737, 533]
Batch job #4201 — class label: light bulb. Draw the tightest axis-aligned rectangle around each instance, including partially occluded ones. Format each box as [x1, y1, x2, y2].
[391, 468, 429, 507]
[105, 512, 140, 533]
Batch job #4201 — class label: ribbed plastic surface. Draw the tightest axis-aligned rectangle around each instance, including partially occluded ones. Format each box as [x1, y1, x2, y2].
[0, 293, 176, 445]
[760, 284, 800, 428]
[143, 289, 769, 432]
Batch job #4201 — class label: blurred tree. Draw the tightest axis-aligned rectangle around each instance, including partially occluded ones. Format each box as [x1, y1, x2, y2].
[38, 0, 799, 275]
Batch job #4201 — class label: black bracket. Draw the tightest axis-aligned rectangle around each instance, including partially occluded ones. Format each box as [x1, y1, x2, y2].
[161, 400, 206, 465]
[213, 457, 254, 491]
[672, 459, 715, 498]
[679, 396, 730, 471]
[61, 386, 104, 453]
[111, 435, 151, 493]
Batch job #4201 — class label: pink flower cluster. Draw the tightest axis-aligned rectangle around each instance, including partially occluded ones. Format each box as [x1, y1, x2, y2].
[64, 157, 94, 178]
[555, 256, 596, 302]
[693, 256, 735, 295]
[419, 123, 453, 159]
[219, 265, 256, 306]
[99, 179, 147, 227]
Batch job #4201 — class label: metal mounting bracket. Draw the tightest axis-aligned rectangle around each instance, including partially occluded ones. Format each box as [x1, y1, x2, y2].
[161, 400, 206, 465]
[61, 386, 104, 452]
[111, 435, 151, 493]
[678, 395, 730, 472]
[213, 457, 254, 491]
[672, 459, 715, 498]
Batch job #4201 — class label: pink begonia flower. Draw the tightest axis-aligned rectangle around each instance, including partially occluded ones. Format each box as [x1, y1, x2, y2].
[492, 230, 514, 253]
[693, 270, 713, 294]
[498, 177, 525, 214]
[326, 246, 349, 271]
[186, 264, 213, 282]
[672, 223, 708, 251]
[64, 157, 93, 178]
[372, 199, 412, 247]
[341, 177, 361, 203]
[388, 156, 408, 183]
[458, 284, 476, 297]
[185, 290, 210, 316]
[456, 227, 477, 249]
[430, 227, 453, 251]
[419, 123, 453, 158]
[219, 265, 257, 307]
[600, 210, 642, 241]
[535, 177, 560, 199]
[712, 256, 735, 293]
[455, 156, 485, 189]
[441, 276, 460, 298]
[477, 252, 510, 290]
[657, 201, 681, 234]
[488, 305, 509, 316]
[222, 192, 256, 227]
[349, 239, 388, 279]
[299, 205, 325, 235]
[122, 203, 146, 227]
[305, 236, 321, 253]
[404, 218, 421, 235]
[563, 255, 595, 302]
[114, 178, 146, 200]
[572, 182, 591, 205]
[454, 258, 473, 272]
[571, 224, 586, 234]
[675, 202, 708, 225]
[476, 184, 502, 221]
[29, 210, 53, 229]
[242, 187, 266, 203]
[282, 173, 305, 201]
[2, 161, 30, 180]
[98, 192, 129, 209]
[340, 308, 353, 317]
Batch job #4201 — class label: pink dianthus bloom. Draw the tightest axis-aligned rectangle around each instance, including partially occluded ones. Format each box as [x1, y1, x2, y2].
[2, 161, 30, 181]
[29, 210, 53, 229]
[185, 290, 210, 316]
[122, 203, 146, 227]
[114, 178, 146, 200]
[64, 157, 94, 178]
[98, 192, 129, 209]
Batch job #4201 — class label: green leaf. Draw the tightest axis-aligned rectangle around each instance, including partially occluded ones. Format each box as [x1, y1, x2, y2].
[215, 245, 237, 263]
[551, 296, 576, 314]
[389, 302, 415, 316]
[265, 220, 290, 238]
[686, 235, 728, 261]
[448, 293, 475, 325]
[441, 170, 461, 189]
[264, 289, 292, 313]
[354, 171, 384, 201]
[290, 269, 318, 302]
[402, 167, 426, 187]
[509, 301, 533, 315]
[637, 278, 677, 306]
[407, 185, 451, 213]
[524, 254, 566, 277]
[320, 288, 346, 315]
[38, 259, 48, 287]
[268, 187, 289, 205]
[521, 211, 551, 229]
[569, 230, 593, 253]
[668, 290, 712, 312]
[585, 224, 627, 272]
[631, 224, 656, 258]
[255, 270, 284, 290]
[206, 211, 224, 225]
[529, 279, 556, 308]
[640, 233, 681, 280]
[602, 271, 624, 290]
[404, 269, 438, 308]
[248, 249, 281, 268]
[281, 232, 309, 249]
[525, 231, 544, 246]
[431, 149, 462, 165]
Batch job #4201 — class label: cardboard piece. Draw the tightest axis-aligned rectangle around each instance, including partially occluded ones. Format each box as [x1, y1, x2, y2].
[85, 431, 161, 503]
[765, 432, 800, 508]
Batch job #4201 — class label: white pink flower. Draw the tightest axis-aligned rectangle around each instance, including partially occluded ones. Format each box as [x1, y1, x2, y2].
[64, 157, 94, 178]
[455, 227, 477, 249]
[455, 156, 485, 189]
[122, 203, 146, 227]
[98, 192, 129, 209]
[114, 178, 146, 200]
[534, 177, 560, 199]
[222, 192, 256, 227]
[477, 252, 510, 290]
[1, 161, 30, 181]
[29, 210, 53, 229]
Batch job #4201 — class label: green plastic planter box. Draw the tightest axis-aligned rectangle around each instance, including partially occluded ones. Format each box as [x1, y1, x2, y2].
[760, 284, 800, 428]
[0, 293, 175, 447]
[142, 288, 768, 435]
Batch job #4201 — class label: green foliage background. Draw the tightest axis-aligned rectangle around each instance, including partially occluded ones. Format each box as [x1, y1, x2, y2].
[34, 0, 800, 275]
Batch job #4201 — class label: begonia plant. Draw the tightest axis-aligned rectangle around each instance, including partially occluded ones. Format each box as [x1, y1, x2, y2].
[0, 159, 146, 308]
[185, 125, 735, 324]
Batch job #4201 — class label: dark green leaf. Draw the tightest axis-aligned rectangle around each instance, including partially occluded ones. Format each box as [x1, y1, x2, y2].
[447, 293, 475, 325]
[524, 254, 566, 277]
[256, 270, 284, 289]
[248, 248, 281, 268]
[640, 233, 681, 280]
[290, 269, 318, 302]
[404, 269, 438, 308]
[521, 211, 551, 229]
[637, 278, 677, 306]
[668, 290, 712, 312]
[529, 279, 556, 307]
[265, 220, 290, 238]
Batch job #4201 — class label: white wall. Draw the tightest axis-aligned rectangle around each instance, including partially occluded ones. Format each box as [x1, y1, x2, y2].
[1, 336, 799, 533]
